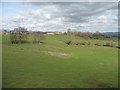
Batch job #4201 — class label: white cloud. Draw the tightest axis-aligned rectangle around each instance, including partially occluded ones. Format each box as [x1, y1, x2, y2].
[1, 2, 118, 32]
[99, 16, 107, 20]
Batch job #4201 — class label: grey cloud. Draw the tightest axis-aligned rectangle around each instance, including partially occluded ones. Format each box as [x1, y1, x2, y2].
[2, 2, 118, 32]
[55, 2, 117, 23]
[26, 2, 118, 23]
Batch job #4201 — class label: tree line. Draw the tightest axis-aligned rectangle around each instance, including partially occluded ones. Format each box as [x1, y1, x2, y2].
[8, 27, 118, 45]
[65, 29, 113, 39]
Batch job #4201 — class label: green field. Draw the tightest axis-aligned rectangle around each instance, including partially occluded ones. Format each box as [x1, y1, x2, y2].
[2, 34, 118, 88]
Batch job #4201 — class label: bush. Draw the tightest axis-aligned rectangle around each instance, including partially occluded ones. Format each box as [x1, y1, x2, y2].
[80, 42, 86, 45]
[94, 43, 102, 46]
[75, 41, 90, 46]
[66, 40, 72, 45]
[87, 41, 91, 45]
[75, 42, 79, 45]
[103, 42, 115, 47]
[116, 46, 120, 48]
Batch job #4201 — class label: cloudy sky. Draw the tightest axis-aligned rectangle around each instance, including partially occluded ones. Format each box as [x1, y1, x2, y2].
[0, 2, 118, 32]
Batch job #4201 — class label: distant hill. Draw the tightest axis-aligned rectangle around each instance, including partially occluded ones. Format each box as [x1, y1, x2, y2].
[101, 32, 120, 37]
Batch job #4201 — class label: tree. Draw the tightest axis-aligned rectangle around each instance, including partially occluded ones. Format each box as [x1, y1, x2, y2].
[66, 28, 73, 45]
[10, 31, 19, 44]
[10, 27, 28, 44]
[32, 32, 45, 43]
[67, 28, 73, 41]
[93, 31, 101, 39]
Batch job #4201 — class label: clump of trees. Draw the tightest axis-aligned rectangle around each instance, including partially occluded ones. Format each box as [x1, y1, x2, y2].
[10, 27, 28, 44]
[66, 30, 105, 39]
[65, 28, 118, 41]
[9, 27, 46, 44]
[74, 31, 102, 39]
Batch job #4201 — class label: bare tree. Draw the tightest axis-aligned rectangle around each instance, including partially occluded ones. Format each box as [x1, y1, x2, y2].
[93, 31, 101, 39]
[10, 31, 19, 44]
[32, 32, 45, 43]
[10, 27, 28, 44]
[66, 28, 73, 45]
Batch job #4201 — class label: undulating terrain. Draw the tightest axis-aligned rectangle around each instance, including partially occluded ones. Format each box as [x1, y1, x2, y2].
[2, 34, 118, 88]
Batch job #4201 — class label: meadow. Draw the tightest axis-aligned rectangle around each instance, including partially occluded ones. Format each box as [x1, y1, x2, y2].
[2, 34, 118, 88]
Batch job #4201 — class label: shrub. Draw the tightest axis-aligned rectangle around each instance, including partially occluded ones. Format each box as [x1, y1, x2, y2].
[87, 41, 91, 45]
[66, 40, 72, 45]
[75, 42, 79, 45]
[94, 43, 102, 46]
[80, 42, 86, 45]
[104, 42, 115, 47]
[116, 46, 120, 48]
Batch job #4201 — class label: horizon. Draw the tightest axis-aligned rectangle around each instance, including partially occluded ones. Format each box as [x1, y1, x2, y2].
[1, 27, 120, 33]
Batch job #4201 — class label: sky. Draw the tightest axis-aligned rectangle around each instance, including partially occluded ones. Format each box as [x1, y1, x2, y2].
[0, 2, 118, 32]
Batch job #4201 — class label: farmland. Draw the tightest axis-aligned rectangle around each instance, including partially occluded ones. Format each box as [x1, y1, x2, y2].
[2, 34, 118, 88]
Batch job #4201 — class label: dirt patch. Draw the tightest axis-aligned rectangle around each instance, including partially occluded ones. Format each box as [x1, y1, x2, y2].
[44, 51, 71, 57]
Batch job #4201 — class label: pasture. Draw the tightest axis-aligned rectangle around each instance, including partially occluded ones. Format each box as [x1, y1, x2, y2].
[2, 34, 118, 88]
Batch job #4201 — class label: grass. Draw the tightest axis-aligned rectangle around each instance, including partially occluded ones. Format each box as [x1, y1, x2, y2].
[2, 34, 118, 88]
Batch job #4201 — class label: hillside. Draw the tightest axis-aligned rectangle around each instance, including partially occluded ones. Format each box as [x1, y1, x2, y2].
[2, 34, 118, 88]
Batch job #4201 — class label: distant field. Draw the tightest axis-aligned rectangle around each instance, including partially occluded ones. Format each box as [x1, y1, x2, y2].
[2, 34, 118, 88]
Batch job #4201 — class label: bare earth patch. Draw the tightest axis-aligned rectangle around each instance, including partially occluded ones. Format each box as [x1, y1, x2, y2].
[44, 51, 71, 58]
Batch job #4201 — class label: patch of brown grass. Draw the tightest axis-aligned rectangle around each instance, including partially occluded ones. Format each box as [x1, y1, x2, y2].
[44, 51, 71, 57]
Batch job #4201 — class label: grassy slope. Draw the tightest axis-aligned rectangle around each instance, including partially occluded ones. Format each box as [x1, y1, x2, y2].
[2, 35, 118, 88]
